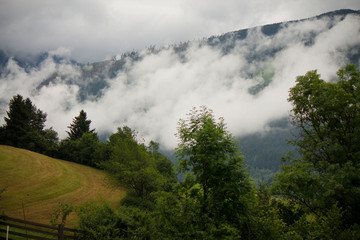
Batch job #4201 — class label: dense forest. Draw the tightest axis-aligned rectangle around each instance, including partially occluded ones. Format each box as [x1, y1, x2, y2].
[1, 64, 360, 239]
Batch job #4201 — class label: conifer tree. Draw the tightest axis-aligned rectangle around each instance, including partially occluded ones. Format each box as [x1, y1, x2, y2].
[0, 94, 48, 151]
[67, 110, 94, 140]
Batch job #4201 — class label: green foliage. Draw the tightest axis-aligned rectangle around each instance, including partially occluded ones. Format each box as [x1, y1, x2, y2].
[40, 127, 60, 156]
[77, 202, 128, 240]
[252, 208, 289, 239]
[102, 127, 173, 202]
[175, 106, 255, 231]
[77, 202, 154, 240]
[82, 108, 257, 239]
[288, 65, 360, 169]
[272, 159, 323, 216]
[67, 110, 95, 140]
[248, 67, 275, 95]
[119, 192, 155, 210]
[239, 117, 298, 185]
[50, 202, 74, 226]
[148, 140, 177, 190]
[4, 65, 360, 238]
[0, 94, 58, 154]
[58, 132, 105, 167]
[272, 65, 360, 232]
[293, 204, 360, 239]
[5, 94, 46, 133]
[57, 110, 105, 167]
[150, 190, 241, 240]
[249, 167, 278, 186]
[248, 185, 304, 240]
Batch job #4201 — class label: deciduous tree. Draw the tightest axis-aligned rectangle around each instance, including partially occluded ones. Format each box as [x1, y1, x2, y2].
[102, 127, 168, 201]
[175, 106, 255, 226]
[272, 64, 360, 228]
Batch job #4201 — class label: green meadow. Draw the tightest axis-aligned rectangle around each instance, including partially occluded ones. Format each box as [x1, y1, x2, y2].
[0, 145, 126, 227]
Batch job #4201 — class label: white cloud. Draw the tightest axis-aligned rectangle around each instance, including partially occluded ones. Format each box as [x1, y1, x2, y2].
[0, 10, 359, 150]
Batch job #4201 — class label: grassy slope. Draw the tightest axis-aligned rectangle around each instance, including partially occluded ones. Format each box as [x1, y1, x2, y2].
[0, 145, 126, 227]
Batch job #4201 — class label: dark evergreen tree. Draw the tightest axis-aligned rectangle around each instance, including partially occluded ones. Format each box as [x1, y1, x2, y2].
[67, 110, 94, 140]
[0, 94, 57, 153]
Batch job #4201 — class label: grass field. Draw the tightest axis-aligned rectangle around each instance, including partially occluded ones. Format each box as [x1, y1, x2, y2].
[0, 145, 126, 227]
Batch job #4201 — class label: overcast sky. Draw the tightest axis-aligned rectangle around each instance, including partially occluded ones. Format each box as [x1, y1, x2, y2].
[0, 0, 359, 63]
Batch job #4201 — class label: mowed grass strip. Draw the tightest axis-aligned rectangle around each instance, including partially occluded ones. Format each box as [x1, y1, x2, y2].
[0, 145, 126, 227]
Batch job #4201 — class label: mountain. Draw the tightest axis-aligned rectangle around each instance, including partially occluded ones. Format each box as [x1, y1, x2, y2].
[1, 9, 359, 101]
[0, 9, 359, 183]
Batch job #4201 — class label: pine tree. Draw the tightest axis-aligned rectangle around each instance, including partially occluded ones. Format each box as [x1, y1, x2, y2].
[1, 94, 47, 150]
[67, 110, 94, 140]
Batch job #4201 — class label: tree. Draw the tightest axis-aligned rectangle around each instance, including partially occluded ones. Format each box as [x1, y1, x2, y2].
[272, 64, 360, 228]
[148, 140, 177, 190]
[57, 131, 106, 168]
[40, 127, 59, 156]
[67, 110, 94, 140]
[58, 110, 104, 167]
[77, 202, 129, 240]
[0, 94, 56, 153]
[50, 202, 74, 226]
[102, 127, 167, 201]
[175, 106, 254, 227]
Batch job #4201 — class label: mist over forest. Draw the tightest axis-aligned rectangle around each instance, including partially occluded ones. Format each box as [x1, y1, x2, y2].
[1, 7, 360, 238]
[0, 10, 359, 178]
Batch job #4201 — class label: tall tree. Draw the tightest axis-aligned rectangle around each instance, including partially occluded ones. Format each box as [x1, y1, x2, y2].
[272, 64, 360, 228]
[175, 106, 254, 226]
[102, 127, 167, 201]
[0, 94, 53, 152]
[67, 110, 94, 140]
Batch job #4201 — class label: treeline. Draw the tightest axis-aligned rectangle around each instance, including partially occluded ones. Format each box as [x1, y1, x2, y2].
[1, 65, 360, 239]
[0, 98, 168, 171]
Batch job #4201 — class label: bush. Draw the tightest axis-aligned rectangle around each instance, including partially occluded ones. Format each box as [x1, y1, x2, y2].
[77, 202, 127, 240]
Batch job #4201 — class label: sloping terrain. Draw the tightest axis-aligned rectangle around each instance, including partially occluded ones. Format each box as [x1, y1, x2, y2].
[0, 9, 359, 185]
[0, 145, 126, 227]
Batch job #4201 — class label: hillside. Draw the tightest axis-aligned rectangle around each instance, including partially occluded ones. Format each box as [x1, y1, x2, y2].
[0, 9, 359, 183]
[0, 145, 126, 227]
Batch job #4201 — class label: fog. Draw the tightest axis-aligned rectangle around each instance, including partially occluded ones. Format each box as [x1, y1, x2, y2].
[0, 14, 359, 149]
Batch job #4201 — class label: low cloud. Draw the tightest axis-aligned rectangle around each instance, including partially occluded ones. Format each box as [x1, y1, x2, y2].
[0, 14, 359, 150]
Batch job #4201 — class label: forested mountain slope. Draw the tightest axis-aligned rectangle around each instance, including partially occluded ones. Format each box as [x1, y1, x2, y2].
[0, 9, 359, 182]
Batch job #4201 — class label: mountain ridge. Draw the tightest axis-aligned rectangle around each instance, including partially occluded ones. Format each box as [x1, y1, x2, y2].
[0, 9, 359, 184]
[1, 9, 359, 73]
[40, 9, 360, 101]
